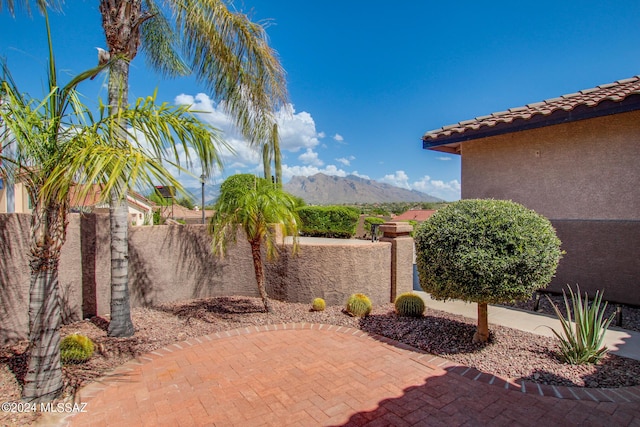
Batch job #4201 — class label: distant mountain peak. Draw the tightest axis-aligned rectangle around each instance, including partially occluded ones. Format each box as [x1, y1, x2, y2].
[284, 173, 443, 204]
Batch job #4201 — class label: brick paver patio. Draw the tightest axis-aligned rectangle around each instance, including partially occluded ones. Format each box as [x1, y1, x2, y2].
[51, 324, 640, 426]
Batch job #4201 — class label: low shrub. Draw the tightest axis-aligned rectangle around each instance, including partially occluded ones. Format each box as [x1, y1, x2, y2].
[415, 199, 562, 342]
[312, 298, 326, 311]
[60, 334, 95, 365]
[297, 206, 359, 238]
[548, 286, 615, 365]
[346, 293, 372, 317]
[394, 292, 425, 317]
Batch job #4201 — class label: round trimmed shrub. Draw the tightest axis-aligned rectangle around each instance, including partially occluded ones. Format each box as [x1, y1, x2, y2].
[415, 199, 562, 342]
[346, 293, 372, 317]
[312, 298, 326, 311]
[394, 292, 425, 317]
[60, 334, 95, 364]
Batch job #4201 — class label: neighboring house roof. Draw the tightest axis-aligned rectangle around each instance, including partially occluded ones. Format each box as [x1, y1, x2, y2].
[423, 76, 640, 153]
[69, 184, 154, 212]
[160, 203, 214, 220]
[393, 209, 436, 222]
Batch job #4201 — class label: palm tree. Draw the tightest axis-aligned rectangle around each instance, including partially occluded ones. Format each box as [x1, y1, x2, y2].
[98, 0, 287, 336]
[0, 14, 224, 402]
[209, 174, 299, 312]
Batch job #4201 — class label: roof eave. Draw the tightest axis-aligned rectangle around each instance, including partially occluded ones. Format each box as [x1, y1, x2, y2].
[423, 94, 640, 152]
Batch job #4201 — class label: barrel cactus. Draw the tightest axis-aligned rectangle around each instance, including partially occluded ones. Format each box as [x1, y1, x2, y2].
[60, 334, 95, 364]
[312, 297, 326, 311]
[346, 293, 372, 317]
[394, 292, 425, 317]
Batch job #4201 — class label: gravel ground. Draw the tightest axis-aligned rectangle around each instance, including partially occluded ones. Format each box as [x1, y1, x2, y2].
[2, 295, 640, 426]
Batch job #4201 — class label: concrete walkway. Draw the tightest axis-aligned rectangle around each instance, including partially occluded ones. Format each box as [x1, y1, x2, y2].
[417, 292, 640, 362]
[45, 299, 640, 427]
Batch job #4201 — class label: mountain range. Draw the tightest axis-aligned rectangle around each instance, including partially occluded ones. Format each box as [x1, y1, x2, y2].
[283, 173, 443, 205]
[183, 173, 442, 206]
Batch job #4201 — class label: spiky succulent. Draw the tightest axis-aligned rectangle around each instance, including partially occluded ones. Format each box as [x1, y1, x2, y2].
[346, 293, 372, 317]
[395, 292, 425, 317]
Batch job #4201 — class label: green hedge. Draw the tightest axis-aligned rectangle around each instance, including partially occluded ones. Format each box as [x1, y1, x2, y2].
[297, 206, 359, 238]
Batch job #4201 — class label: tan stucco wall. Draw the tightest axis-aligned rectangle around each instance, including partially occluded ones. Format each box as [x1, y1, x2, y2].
[0, 214, 82, 343]
[265, 242, 391, 306]
[461, 110, 640, 220]
[459, 110, 640, 303]
[1, 213, 403, 344]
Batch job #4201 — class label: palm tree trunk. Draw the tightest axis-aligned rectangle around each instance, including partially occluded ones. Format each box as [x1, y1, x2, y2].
[262, 143, 272, 182]
[108, 189, 134, 337]
[106, 55, 134, 338]
[250, 239, 272, 313]
[22, 202, 65, 402]
[273, 124, 282, 188]
[473, 302, 490, 343]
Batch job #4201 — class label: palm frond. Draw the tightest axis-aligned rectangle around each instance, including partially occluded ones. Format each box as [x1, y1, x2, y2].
[140, 0, 191, 77]
[0, 0, 61, 16]
[173, 0, 287, 146]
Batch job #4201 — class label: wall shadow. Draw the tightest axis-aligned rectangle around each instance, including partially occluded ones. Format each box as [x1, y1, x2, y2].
[80, 214, 97, 318]
[128, 243, 156, 307]
[159, 225, 226, 299]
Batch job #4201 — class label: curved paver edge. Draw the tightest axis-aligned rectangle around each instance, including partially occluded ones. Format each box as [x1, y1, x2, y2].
[53, 322, 640, 426]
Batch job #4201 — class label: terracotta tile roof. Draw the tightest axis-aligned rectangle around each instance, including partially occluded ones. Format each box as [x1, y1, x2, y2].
[392, 209, 437, 222]
[423, 76, 640, 150]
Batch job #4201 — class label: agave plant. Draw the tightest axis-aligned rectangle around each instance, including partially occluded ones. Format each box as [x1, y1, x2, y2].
[548, 286, 615, 365]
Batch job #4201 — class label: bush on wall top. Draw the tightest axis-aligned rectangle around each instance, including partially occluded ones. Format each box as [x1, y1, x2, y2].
[415, 199, 563, 304]
[297, 206, 359, 238]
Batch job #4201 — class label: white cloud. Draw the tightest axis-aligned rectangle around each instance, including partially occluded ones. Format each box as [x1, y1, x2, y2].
[378, 171, 461, 201]
[275, 105, 322, 152]
[379, 170, 411, 189]
[333, 133, 345, 143]
[317, 131, 326, 139]
[298, 148, 324, 166]
[282, 164, 348, 180]
[350, 171, 370, 179]
[436, 156, 453, 161]
[335, 155, 355, 166]
[174, 95, 325, 174]
[412, 175, 461, 201]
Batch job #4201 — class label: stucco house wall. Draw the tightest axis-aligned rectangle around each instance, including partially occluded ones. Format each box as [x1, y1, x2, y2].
[459, 111, 640, 304]
[461, 110, 640, 220]
[423, 77, 640, 306]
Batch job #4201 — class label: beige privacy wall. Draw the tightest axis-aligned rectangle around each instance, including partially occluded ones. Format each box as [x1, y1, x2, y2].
[0, 214, 411, 344]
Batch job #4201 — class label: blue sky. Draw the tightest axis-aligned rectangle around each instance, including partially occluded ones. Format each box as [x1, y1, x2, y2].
[2, 1, 640, 201]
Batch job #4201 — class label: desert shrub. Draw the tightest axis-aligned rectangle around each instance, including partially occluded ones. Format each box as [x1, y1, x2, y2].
[394, 292, 425, 317]
[415, 199, 562, 342]
[297, 206, 359, 238]
[346, 293, 372, 317]
[549, 286, 615, 365]
[60, 334, 95, 365]
[312, 298, 326, 311]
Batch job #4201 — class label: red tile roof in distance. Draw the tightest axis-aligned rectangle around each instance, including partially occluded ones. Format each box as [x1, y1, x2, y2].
[423, 76, 640, 153]
[393, 209, 437, 222]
